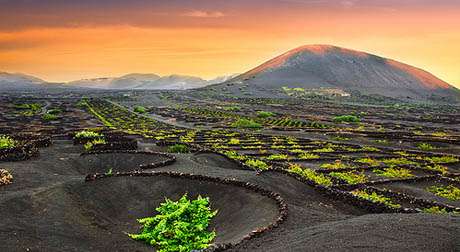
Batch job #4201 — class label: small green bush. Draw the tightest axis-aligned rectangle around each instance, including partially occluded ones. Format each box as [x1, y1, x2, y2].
[244, 159, 269, 170]
[373, 167, 413, 178]
[75, 130, 103, 139]
[42, 113, 58, 121]
[167, 144, 189, 153]
[257, 111, 275, 119]
[134, 106, 147, 114]
[287, 163, 332, 187]
[0, 135, 17, 149]
[329, 171, 367, 185]
[427, 185, 460, 201]
[129, 194, 217, 252]
[231, 118, 262, 129]
[417, 143, 435, 151]
[333, 115, 360, 123]
[352, 189, 400, 209]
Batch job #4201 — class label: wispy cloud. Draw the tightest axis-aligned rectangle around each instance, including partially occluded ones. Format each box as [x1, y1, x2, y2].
[182, 10, 226, 18]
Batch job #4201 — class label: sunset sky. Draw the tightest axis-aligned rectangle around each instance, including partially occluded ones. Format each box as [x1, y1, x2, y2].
[1, 0, 459, 88]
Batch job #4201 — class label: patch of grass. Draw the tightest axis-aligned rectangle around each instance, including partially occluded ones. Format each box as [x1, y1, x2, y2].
[333, 115, 360, 123]
[0, 169, 13, 186]
[231, 118, 262, 129]
[417, 143, 435, 151]
[0, 135, 17, 149]
[287, 163, 332, 187]
[167, 144, 189, 153]
[351, 189, 401, 209]
[129, 194, 217, 252]
[256, 111, 275, 119]
[329, 171, 367, 185]
[134, 106, 147, 114]
[244, 159, 270, 171]
[373, 167, 413, 178]
[426, 185, 460, 201]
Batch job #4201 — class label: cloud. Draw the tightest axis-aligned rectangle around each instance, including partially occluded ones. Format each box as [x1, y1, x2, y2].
[182, 10, 226, 18]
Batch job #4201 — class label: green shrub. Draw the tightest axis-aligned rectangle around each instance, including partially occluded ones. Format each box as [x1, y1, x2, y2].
[129, 194, 217, 252]
[42, 113, 58, 121]
[329, 171, 367, 185]
[427, 185, 460, 201]
[257, 111, 275, 119]
[231, 118, 262, 129]
[266, 154, 290, 161]
[320, 160, 348, 170]
[244, 159, 269, 170]
[134, 106, 147, 114]
[84, 138, 107, 151]
[0, 135, 17, 149]
[417, 143, 435, 151]
[228, 138, 240, 145]
[75, 130, 103, 139]
[422, 206, 449, 214]
[355, 157, 380, 167]
[287, 163, 332, 187]
[167, 144, 189, 153]
[221, 150, 247, 161]
[333, 115, 360, 123]
[298, 153, 320, 160]
[424, 156, 459, 164]
[373, 167, 413, 178]
[351, 189, 400, 209]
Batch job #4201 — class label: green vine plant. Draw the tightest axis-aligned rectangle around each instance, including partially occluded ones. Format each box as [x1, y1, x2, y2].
[129, 194, 217, 252]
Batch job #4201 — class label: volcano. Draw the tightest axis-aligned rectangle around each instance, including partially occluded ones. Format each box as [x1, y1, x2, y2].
[211, 45, 459, 102]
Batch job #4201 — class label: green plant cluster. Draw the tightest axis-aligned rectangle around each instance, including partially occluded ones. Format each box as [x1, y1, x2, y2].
[244, 159, 269, 170]
[231, 118, 262, 129]
[417, 142, 435, 151]
[287, 163, 332, 187]
[0, 135, 17, 150]
[333, 115, 360, 123]
[74, 130, 104, 139]
[42, 113, 58, 121]
[134, 106, 147, 114]
[84, 138, 107, 151]
[373, 167, 413, 178]
[256, 111, 275, 119]
[427, 185, 460, 201]
[167, 144, 189, 153]
[329, 171, 367, 185]
[129, 194, 217, 252]
[351, 189, 401, 209]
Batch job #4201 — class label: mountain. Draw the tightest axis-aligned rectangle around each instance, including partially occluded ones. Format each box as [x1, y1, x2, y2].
[0, 72, 46, 90]
[67, 73, 235, 90]
[208, 45, 460, 102]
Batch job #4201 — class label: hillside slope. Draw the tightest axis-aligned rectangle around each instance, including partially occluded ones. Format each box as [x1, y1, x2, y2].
[208, 45, 459, 102]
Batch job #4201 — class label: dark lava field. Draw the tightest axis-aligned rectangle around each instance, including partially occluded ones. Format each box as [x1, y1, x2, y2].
[1, 89, 459, 251]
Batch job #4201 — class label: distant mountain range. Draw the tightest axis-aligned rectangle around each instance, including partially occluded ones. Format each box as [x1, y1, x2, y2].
[2, 44, 460, 102]
[0, 72, 239, 91]
[206, 45, 460, 102]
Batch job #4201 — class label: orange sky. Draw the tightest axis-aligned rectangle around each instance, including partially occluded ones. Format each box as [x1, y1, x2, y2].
[0, 1, 459, 88]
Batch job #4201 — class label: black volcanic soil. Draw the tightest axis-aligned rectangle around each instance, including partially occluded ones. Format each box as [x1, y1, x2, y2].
[1, 140, 459, 251]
